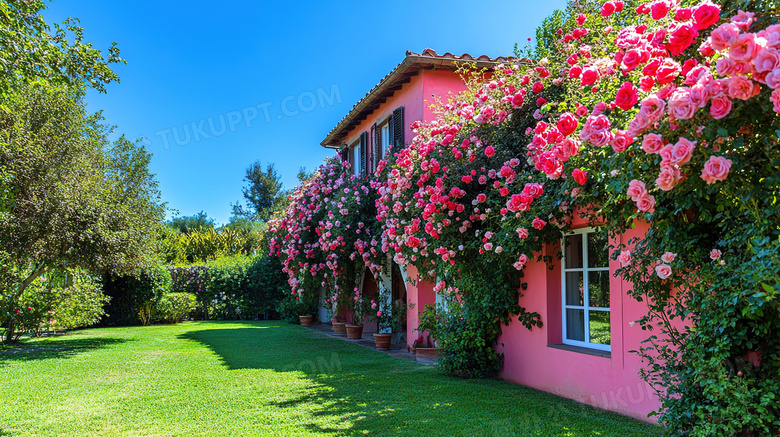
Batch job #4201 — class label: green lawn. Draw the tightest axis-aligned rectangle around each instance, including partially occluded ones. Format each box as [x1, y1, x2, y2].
[0, 321, 662, 436]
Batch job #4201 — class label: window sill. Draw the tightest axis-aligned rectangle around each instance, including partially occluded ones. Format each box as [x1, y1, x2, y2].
[547, 343, 611, 358]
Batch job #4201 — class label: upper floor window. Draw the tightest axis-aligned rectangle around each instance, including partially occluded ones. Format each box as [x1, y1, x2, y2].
[561, 228, 611, 351]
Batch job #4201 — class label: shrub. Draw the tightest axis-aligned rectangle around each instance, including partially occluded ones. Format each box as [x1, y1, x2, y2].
[153, 292, 197, 324]
[101, 265, 171, 326]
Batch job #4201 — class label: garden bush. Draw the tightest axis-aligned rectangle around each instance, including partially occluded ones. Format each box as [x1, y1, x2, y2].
[152, 292, 197, 323]
[101, 265, 172, 326]
[269, 0, 780, 434]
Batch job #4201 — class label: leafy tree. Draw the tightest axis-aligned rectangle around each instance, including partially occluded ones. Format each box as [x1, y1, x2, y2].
[0, 85, 165, 340]
[233, 161, 287, 221]
[169, 211, 215, 234]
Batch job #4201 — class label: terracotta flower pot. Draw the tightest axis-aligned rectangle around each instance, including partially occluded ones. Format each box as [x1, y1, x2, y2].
[299, 315, 313, 327]
[373, 333, 392, 350]
[332, 322, 347, 335]
[413, 347, 441, 360]
[345, 324, 364, 339]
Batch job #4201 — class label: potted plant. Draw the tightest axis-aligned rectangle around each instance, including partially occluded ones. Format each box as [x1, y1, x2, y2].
[295, 286, 319, 327]
[345, 287, 370, 339]
[322, 291, 345, 335]
[413, 304, 442, 360]
[367, 288, 392, 349]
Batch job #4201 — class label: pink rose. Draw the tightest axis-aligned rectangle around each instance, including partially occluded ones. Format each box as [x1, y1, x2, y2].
[692, 1, 721, 31]
[667, 88, 698, 120]
[638, 94, 667, 123]
[731, 10, 755, 32]
[709, 96, 733, 119]
[575, 104, 588, 117]
[655, 164, 681, 191]
[532, 217, 546, 230]
[766, 69, 780, 89]
[729, 33, 757, 62]
[615, 81, 639, 111]
[716, 57, 737, 77]
[753, 48, 780, 73]
[728, 76, 754, 100]
[610, 129, 633, 153]
[655, 263, 673, 279]
[485, 146, 495, 157]
[642, 133, 665, 154]
[377, 311, 382, 317]
[635, 194, 656, 213]
[670, 137, 695, 165]
[771, 89, 780, 113]
[661, 251, 677, 263]
[709, 249, 722, 260]
[700, 155, 732, 184]
[710, 23, 741, 51]
[627, 179, 648, 200]
[618, 250, 632, 267]
[516, 227, 529, 239]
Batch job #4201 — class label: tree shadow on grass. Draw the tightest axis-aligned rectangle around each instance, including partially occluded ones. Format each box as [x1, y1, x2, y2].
[0, 336, 130, 368]
[179, 323, 662, 437]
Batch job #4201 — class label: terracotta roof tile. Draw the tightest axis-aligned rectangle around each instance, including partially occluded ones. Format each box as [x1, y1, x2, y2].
[321, 49, 518, 148]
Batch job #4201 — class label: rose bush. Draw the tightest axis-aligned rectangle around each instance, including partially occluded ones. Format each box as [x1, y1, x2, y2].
[271, 0, 780, 433]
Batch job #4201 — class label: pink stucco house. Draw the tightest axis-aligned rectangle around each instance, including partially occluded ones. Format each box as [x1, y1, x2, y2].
[320, 49, 659, 422]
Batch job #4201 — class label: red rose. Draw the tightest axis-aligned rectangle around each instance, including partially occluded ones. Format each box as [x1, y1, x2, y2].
[557, 112, 579, 137]
[601, 2, 616, 17]
[621, 49, 644, 71]
[615, 1, 624, 12]
[569, 65, 583, 78]
[536, 97, 547, 106]
[639, 76, 656, 92]
[667, 23, 699, 56]
[651, 1, 670, 20]
[567, 54, 578, 65]
[572, 168, 588, 185]
[693, 1, 721, 30]
[532, 81, 544, 94]
[532, 217, 547, 230]
[484, 146, 495, 157]
[580, 68, 599, 86]
[674, 7, 692, 21]
[643, 58, 662, 76]
[615, 81, 639, 111]
[636, 3, 650, 14]
[576, 14, 587, 25]
[656, 59, 682, 84]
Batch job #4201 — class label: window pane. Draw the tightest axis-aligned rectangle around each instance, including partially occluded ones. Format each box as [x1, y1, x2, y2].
[588, 271, 611, 308]
[588, 232, 609, 268]
[565, 234, 583, 269]
[589, 310, 611, 345]
[565, 272, 584, 306]
[566, 309, 585, 341]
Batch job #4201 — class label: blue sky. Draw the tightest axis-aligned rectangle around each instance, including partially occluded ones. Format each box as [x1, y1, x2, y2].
[44, 0, 568, 225]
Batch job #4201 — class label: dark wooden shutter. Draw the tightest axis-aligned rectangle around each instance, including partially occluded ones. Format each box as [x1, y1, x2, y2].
[392, 106, 404, 148]
[370, 123, 377, 173]
[359, 131, 368, 176]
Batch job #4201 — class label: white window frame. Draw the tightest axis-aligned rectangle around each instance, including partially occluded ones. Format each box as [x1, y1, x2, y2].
[561, 227, 611, 352]
[350, 140, 361, 176]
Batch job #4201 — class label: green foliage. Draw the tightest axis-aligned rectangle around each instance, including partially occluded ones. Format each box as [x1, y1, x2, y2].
[0, 85, 165, 338]
[233, 161, 288, 221]
[152, 292, 197, 324]
[101, 266, 172, 326]
[169, 211, 215, 234]
[0, 0, 124, 101]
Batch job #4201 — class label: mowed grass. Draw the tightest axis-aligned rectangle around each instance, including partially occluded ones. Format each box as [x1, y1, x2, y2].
[0, 321, 662, 436]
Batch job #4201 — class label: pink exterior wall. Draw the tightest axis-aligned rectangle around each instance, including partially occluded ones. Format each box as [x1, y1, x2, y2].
[337, 68, 469, 346]
[422, 69, 470, 122]
[495, 219, 660, 422]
